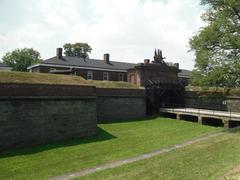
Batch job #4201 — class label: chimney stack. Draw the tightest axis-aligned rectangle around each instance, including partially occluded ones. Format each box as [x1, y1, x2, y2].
[144, 59, 150, 64]
[56, 48, 63, 59]
[103, 53, 110, 64]
[174, 63, 179, 69]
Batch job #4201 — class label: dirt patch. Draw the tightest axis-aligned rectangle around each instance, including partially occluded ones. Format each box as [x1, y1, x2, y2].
[220, 165, 240, 180]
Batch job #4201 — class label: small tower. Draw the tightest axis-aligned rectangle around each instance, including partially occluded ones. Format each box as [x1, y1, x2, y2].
[154, 49, 157, 59]
[153, 49, 165, 63]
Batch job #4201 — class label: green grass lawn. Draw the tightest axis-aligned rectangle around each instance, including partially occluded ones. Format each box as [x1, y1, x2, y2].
[0, 117, 221, 180]
[79, 129, 240, 180]
[0, 71, 139, 89]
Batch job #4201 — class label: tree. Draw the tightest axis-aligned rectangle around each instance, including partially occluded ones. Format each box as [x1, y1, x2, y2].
[2, 48, 42, 72]
[63, 43, 92, 59]
[189, 0, 240, 88]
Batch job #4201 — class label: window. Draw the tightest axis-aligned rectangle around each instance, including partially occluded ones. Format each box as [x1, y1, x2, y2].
[103, 72, 109, 81]
[118, 73, 124, 81]
[87, 71, 93, 80]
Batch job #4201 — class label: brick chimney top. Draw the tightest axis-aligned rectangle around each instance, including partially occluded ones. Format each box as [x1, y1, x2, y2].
[103, 54, 110, 64]
[144, 59, 150, 64]
[56, 48, 63, 59]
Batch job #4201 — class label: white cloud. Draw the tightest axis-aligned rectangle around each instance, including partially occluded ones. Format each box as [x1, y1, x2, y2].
[0, 0, 204, 69]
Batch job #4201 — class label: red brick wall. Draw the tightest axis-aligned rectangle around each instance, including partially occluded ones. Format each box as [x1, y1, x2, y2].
[75, 69, 127, 81]
[127, 65, 179, 86]
[31, 66, 127, 82]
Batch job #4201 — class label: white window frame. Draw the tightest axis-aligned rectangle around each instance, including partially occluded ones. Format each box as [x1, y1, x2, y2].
[118, 73, 124, 81]
[103, 72, 109, 81]
[49, 68, 57, 72]
[87, 71, 93, 80]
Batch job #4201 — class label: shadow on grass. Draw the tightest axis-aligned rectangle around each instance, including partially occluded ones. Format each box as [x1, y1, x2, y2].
[99, 115, 159, 124]
[0, 127, 116, 159]
[227, 127, 240, 134]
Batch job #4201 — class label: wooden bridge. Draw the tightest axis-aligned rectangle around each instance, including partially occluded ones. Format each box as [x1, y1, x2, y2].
[160, 108, 240, 128]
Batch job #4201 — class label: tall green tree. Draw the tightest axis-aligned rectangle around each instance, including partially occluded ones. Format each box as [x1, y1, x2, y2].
[190, 0, 240, 88]
[63, 43, 92, 59]
[2, 48, 42, 72]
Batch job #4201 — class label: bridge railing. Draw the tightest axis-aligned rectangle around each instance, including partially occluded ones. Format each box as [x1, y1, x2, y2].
[160, 103, 236, 118]
[161, 102, 227, 111]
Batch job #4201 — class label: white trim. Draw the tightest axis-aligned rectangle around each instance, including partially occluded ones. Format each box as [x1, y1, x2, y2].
[0, 67, 12, 71]
[27, 63, 127, 73]
[87, 71, 93, 80]
[118, 73, 124, 81]
[27, 64, 40, 69]
[178, 75, 190, 78]
[103, 72, 109, 81]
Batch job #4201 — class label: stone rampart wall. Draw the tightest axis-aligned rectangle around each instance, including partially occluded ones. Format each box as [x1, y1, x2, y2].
[0, 83, 97, 150]
[96, 88, 146, 122]
[0, 84, 147, 150]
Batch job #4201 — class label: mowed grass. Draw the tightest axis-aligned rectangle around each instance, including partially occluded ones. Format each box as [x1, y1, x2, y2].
[0, 117, 220, 179]
[79, 129, 240, 180]
[0, 71, 139, 89]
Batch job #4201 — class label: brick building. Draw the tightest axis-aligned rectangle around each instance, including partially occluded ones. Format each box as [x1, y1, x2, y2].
[28, 48, 190, 86]
[128, 49, 180, 86]
[28, 48, 135, 82]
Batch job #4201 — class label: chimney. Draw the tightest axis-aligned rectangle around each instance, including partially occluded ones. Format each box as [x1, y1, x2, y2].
[174, 63, 179, 69]
[56, 48, 63, 59]
[144, 59, 150, 64]
[103, 53, 110, 64]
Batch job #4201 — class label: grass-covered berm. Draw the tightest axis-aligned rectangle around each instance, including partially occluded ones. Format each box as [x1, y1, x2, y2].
[79, 128, 240, 180]
[0, 117, 221, 179]
[0, 71, 139, 89]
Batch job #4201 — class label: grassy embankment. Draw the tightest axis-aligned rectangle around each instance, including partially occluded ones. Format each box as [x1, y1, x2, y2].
[79, 129, 240, 180]
[186, 85, 240, 96]
[0, 71, 139, 89]
[0, 117, 220, 179]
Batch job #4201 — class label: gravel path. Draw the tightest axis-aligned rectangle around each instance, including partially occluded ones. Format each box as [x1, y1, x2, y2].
[49, 130, 233, 180]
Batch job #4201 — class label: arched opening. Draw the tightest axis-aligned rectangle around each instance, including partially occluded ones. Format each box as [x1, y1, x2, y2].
[202, 117, 224, 127]
[159, 90, 184, 107]
[130, 74, 136, 84]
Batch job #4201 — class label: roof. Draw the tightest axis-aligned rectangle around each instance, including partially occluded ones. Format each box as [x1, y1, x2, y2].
[0, 62, 10, 67]
[41, 56, 137, 71]
[28, 56, 192, 78]
[178, 69, 191, 78]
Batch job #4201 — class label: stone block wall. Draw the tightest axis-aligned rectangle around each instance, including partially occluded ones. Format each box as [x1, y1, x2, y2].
[0, 84, 97, 150]
[0, 84, 147, 150]
[184, 91, 240, 113]
[184, 91, 227, 111]
[226, 97, 240, 112]
[96, 88, 146, 122]
[185, 96, 227, 110]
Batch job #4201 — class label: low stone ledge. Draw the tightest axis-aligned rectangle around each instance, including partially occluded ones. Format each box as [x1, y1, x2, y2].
[0, 83, 96, 97]
[96, 88, 145, 97]
[0, 96, 96, 100]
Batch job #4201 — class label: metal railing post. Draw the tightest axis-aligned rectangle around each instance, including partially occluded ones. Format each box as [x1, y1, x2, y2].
[230, 106, 232, 120]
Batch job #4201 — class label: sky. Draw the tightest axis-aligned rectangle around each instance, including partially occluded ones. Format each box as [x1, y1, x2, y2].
[0, 0, 205, 70]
